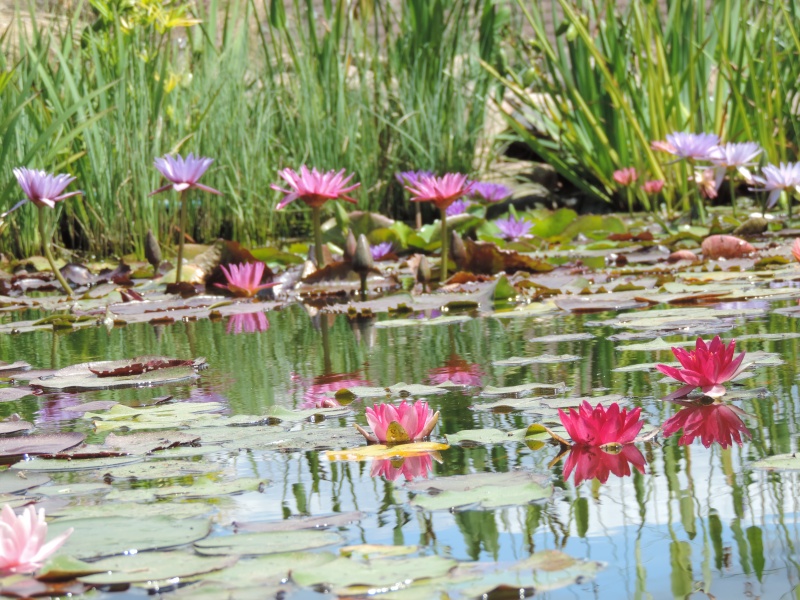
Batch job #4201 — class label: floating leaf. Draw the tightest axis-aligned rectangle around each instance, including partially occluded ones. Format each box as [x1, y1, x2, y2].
[0, 433, 85, 459]
[0, 471, 49, 494]
[78, 552, 237, 585]
[0, 388, 33, 402]
[326, 442, 448, 462]
[408, 471, 552, 511]
[194, 530, 342, 556]
[29, 358, 204, 391]
[0, 420, 33, 435]
[752, 454, 800, 470]
[103, 458, 220, 480]
[103, 431, 201, 454]
[528, 333, 595, 342]
[480, 381, 567, 397]
[493, 354, 580, 367]
[11, 456, 142, 472]
[235, 512, 364, 533]
[374, 315, 472, 329]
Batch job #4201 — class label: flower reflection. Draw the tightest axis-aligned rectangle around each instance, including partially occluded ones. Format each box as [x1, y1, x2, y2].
[563, 445, 646, 485]
[662, 400, 751, 449]
[226, 312, 269, 334]
[427, 354, 483, 387]
[370, 454, 434, 481]
[299, 372, 369, 409]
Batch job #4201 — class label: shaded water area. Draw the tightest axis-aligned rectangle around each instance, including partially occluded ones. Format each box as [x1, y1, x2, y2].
[2, 297, 800, 598]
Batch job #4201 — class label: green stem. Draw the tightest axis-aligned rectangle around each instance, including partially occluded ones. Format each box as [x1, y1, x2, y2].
[730, 171, 737, 219]
[312, 206, 324, 268]
[176, 190, 188, 284]
[440, 207, 448, 283]
[37, 205, 73, 297]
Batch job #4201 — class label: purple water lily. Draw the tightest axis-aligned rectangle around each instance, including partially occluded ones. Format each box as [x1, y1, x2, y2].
[652, 132, 720, 161]
[370, 242, 394, 261]
[752, 162, 800, 208]
[445, 198, 471, 216]
[708, 142, 762, 170]
[395, 170, 434, 188]
[494, 215, 533, 240]
[470, 182, 512, 202]
[151, 153, 221, 196]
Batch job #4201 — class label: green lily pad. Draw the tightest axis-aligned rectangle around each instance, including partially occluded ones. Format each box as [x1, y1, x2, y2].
[11, 456, 142, 472]
[194, 530, 342, 556]
[374, 315, 472, 329]
[480, 381, 567, 396]
[34, 482, 111, 496]
[49, 502, 214, 521]
[150, 445, 229, 459]
[28, 358, 203, 391]
[103, 458, 220, 480]
[78, 551, 237, 585]
[261, 405, 351, 422]
[0, 471, 50, 494]
[493, 354, 580, 367]
[408, 471, 552, 511]
[752, 454, 800, 470]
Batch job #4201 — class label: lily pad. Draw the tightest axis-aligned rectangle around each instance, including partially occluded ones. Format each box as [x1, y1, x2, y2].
[194, 530, 342, 556]
[326, 442, 449, 461]
[480, 381, 567, 397]
[0, 420, 34, 435]
[752, 454, 800, 470]
[0, 388, 33, 402]
[374, 315, 472, 329]
[11, 456, 142, 472]
[493, 354, 580, 367]
[0, 471, 50, 494]
[79, 552, 237, 585]
[528, 333, 595, 343]
[0, 433, 85, 459]
[103, 458, 220, 480]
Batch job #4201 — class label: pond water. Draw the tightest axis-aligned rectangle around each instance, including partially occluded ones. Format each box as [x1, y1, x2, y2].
[1, 296, 800, 599]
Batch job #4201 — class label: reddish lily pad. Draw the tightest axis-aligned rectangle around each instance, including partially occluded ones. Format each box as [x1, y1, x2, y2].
[0, 388, 33, 402]
[0, 432, 85, 459]
[0, 420, 34, 435]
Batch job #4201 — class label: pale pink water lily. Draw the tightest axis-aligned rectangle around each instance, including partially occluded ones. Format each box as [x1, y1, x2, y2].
[404, 173, 473, 212]
[356, 399, 440, 443]
[708, 142, 762, 180]
[494, 215, 533, 240]
[226, 312, 269, 335]
[0, 505, 72, 575]
[651, 132, 720, 160]
[370, 242, 394, 261]
[642, 179, 665, 194]
[151, 153, 221, 196]
[662, 400, 750, 449]
[272, 166, 360, 210]
[469, 182, 512, 203]
[792, 239, 800, 263]
[370, 454, 435, 481]
[694, 167, 724, 199]
[752, 162, 800, 208]
[558, 401, 643, 447]
[612, 167, 637, 186]
[214, 262, 276, 297]
[13, 168, 82, 209]
[656, 336, 747, 399]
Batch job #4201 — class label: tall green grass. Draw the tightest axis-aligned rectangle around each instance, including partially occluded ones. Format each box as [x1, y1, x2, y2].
[0, 0, 501, 258]
[492, 0, 800, 213]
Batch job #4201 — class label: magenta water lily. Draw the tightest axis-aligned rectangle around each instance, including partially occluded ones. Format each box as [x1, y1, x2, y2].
[356, 399, 440, 443]
[656, 336, 747, 399]
[13, 168, 82, 296]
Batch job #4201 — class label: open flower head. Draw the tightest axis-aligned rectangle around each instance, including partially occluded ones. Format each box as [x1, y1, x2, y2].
[563, 445, 646, 485]
[357, 399, 440, 443]
[662, 401, 751, 449]
[445, 198, 471, 217]
[694, 167, 724, 199]
[655, 132, 720, 160]
[558, 401, 643, 447]
[151, 153, 221, 196]
[405, 173, 473, 211]
[613, 167, 637, 186]
[396, 170, 433, 188]
[470, 182, 512, 203]
[642, 180, 665, 195]
[0, 505, 72, 575]
[370, 242, 394, 261]
[214, 262, 277, 297]
[708, 142, 762, 172]
[656, 336, 747, 399]
[272, 166, 360, 210]
[13, 168, 82, 209]
[752, 162, 800, 208]
[494, 215, 533, 240]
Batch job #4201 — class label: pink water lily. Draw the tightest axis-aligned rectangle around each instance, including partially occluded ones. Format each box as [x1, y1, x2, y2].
[214, 262, 277, 297]
[405, 173, 473, 211]
[151, 153, 221, 196]
[356, 399, 440, 443]
[752, 162, 800, 208]
[642, 179, 665, 194]
[612, 167, 637, 186]
[0, 505, 72, 575]
[656, 336, 747, 399]
[558, 401, 643, 447]
[272, 166, 360, 210]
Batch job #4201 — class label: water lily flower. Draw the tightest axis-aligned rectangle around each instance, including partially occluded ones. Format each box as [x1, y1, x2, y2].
[651, 132, 720, 161]
[370, 454, 434, 481]
[751, 162, 800, 209]
[656, 336, 747, 399]
[792, 239, 800, 263]
[370, 242, 394, 261]
[694, 167, 724, 199]
[445, 198, 472, 216]
[612, 167, 637, 186]
[642, 179, 665, 195]
[427, 354, 483, 387]
[356, 399, 440, 443]
[708, 142, 762, 177]
[0, 505, 73, 575]
[494, 215, 533, 241]
[563, 445, 646, 485]
[272, 166, 360, 268]
[214, 262, 277, 297]
[405, 173, 473, 282]
[558, 401, 643, 447]
[395, 170, 434, 187]
[662, 401, 750, 449]
[13, 168, 83, 296]
[226, 312, 269, 335]
[470, 182, 512, 203]
[151, 153, 221, 285]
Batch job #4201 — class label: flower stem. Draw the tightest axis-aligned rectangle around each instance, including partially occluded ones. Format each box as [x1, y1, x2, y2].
[730, 172, 737, 218]
[312, 206, 324, 268]
[176, 190, 188, 284]
[38, 205, 73, 296]
[440, 207, 448, 283]
[415, 203, 422, 230]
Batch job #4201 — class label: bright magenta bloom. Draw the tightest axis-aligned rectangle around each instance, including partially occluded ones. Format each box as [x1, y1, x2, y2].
[13, 168, 82, 209]
[642, 180, 665, 194]
[358, 399, 440, 443]
[272, 166, 360, 210]
[370, 454, 434, 481]
[558, 401, 643, 446]
[563, 445, 646, 485]
[214, 262, 276, 297]
[404, 173, 473, 211]
[656, 336, 747, 399]
[0, 505, 72, 575]
[151, 153, 221, 196]
[612, 167, 637, 186]
[662, 401, 750, 449]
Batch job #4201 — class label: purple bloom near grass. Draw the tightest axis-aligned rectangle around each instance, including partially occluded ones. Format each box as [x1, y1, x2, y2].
[370, 242, 394, 261]
[494, 215, 533, 240]
[469, 182, 512, 202]
[445, 198, 471, 216]
[652, 132, 720, 161]
[395, 170, 433, 188]
[708, 142, 762, 170]
[752, 162, 800, 208]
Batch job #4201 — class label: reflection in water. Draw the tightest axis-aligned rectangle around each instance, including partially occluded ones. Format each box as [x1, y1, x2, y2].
[226, 312, 269, 334]
[562, 445, 647, 485]
[427, 353, 483, 387]
[662, 400, 751, 448]
[298, 371, 368, 409]
[370, 454, 435, 481]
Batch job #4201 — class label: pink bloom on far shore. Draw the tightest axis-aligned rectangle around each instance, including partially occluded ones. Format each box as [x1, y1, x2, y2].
[563, 445, 646, 485]
[370, 454, 434, 481]
[151, 153, 221, 196]
[272, 166, 360, 210]
[613, 167, 637, 186]
[642, 180, 665, 194]
[405, 173, 473, 211]
[0, 505, 72, 575]
[656, 336, 747, 399]
[13, 168, 82, 209]
[662, 401, 751, 449]
[226, 312, 269, 335]
[792, 239, 800, 263]
[214, 262, 277, 297]
[558, 401, 643, 447]
[357, 399, 440, 443]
